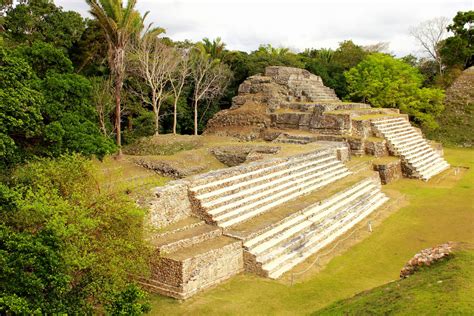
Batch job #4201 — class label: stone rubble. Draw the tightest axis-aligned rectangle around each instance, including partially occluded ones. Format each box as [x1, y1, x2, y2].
[400, 243, 454, 278]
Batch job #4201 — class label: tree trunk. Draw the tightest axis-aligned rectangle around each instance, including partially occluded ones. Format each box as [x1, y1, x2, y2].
[114, 77, 122, 156]
[194, 98, 198, 136]
[112, 46, 125, 157]
[152, 92, 160, 136]
[154, 108, 160, 136]
[173, 98, 178, 135]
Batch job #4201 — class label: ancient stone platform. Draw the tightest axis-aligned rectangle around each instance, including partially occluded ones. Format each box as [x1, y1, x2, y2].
[141, 66, 452, 299]
[205, 66, 450, 181]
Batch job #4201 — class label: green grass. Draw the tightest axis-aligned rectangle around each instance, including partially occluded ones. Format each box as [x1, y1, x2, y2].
[148, 148, 474, 315]
[314, 249, 474, 315]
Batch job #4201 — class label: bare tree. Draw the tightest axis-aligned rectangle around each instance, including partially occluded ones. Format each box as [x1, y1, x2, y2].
[131, 36, 178, 135]
[409, 17, 450, 74]
[168, 48, 191, 135]
[91, 77, 114, 137]
[190, 46, 231, 135]
[363, 42, 391, 53]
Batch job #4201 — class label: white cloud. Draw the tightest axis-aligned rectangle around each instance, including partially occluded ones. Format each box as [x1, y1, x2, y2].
[56, 0, 473, 56]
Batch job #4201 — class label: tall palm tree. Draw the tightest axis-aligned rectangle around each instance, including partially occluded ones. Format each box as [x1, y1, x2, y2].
[202, 37, 226, 60]
[86, 0, 145, 155]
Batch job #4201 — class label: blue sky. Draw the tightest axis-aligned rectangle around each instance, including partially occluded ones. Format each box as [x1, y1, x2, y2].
[57, 0, 473, 56]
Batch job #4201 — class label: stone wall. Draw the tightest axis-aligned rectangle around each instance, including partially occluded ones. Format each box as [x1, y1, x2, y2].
[147, 180, 192, 228]
[364, 139, 389, 157]
[373, 159, 402, 184]
[148, 239, 243, 299]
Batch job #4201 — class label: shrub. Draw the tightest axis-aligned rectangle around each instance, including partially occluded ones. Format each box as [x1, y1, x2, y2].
[0, 154, 151, 314]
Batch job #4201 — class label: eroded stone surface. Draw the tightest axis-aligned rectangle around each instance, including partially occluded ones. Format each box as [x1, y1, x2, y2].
[209, 145, 280, 167]
[373, 159, 402, 184]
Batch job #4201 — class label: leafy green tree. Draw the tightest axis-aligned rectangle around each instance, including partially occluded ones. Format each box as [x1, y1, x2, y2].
[41, 72, 115, 157]
[69, 19, 110, 76]
[3, 0, 85, 49]
[247, 44, 304, 75]
[86, 0, 147, 155]
[345, 53, 445, 129]
[0, 47, 43, 167]
[302, 41, 369, 98]
[202, 37, 226, 60]
[16, 41, 74, 78]
[440, 10, 474, 69]
[0, 155, 151, 314]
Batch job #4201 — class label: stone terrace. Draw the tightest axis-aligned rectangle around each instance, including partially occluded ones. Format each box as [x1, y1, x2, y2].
[140, 66, 452, 299]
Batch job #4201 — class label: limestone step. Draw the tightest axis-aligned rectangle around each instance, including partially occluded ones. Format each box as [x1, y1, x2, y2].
[407, 149, 438, 166]
[395, 138, 427, 152]
[391, 135, 425, 150]
[216, 169, 352, 228]
[387, 130, 420, 142]
[372, 117, 408, 126]
[377, 124, 413, 135]
[414, 156, 445, 174]
[153, 216, 205, 239]
[205, 159, 341, 212]
[153, 224, 222, 254]
[138, 278, 185, 300]
[421, 161, 450, 181]
[390, 133, 423, 146]
[199, 155, 335, 206]
[164, 235, 241, 261]
[259, 189, 382, 269]
[192, 150, 331, 195]
[225, 170, 379, 242]
[244, 178, 375, 251]
[402, 145, 435, 160]
[252, 182, 378, 261]
[265, 192, 389, 278]
[371, 119, 450, 181]
[398, 143, 431, 158]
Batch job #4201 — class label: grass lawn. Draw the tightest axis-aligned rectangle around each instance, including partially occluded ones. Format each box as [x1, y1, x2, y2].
[148, 148, 474, 315]
[314, 249, 474, 315]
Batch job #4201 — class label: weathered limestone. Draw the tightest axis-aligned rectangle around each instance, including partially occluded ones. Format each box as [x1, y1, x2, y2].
[371, 117, 450, 180]
[143, 66, 452, 299]
[142, 217, 243, 299]
[209, 145, 280, 167]
[147, 180, 192, 227]
[373, 158, 402, 184]
[189, 148, 351, 228]
[238, 175, 388, 278]
[143, 235, 243, 299]
[400, 243, 453, 278]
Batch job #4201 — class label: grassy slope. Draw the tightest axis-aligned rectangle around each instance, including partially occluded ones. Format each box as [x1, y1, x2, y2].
[313, 249, 474, 315]
[149, 148, 474, 316]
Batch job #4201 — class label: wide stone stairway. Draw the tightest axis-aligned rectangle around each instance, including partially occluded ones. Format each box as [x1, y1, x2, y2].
[189, 149, 351, 228]
[143, 148, 389, 298]
[371, 117, 450, 181]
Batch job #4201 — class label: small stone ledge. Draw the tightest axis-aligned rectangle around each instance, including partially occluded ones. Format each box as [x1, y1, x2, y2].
[373, 157, 402, 184]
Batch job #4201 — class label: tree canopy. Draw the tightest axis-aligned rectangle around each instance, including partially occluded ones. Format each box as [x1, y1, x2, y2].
[345, 53, 445, 129]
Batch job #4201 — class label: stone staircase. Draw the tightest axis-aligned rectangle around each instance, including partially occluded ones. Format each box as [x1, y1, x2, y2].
[371, 117, 450, 181]
[232, 174, 388, 278]
[189, 149, 351, 228]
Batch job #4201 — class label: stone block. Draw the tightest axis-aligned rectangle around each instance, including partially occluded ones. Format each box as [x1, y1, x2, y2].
[148, 180, 192, 228]
[373, 158, 402, 184]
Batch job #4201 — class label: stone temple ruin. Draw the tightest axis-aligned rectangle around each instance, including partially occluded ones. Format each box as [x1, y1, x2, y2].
[139, 66, 450, 299]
